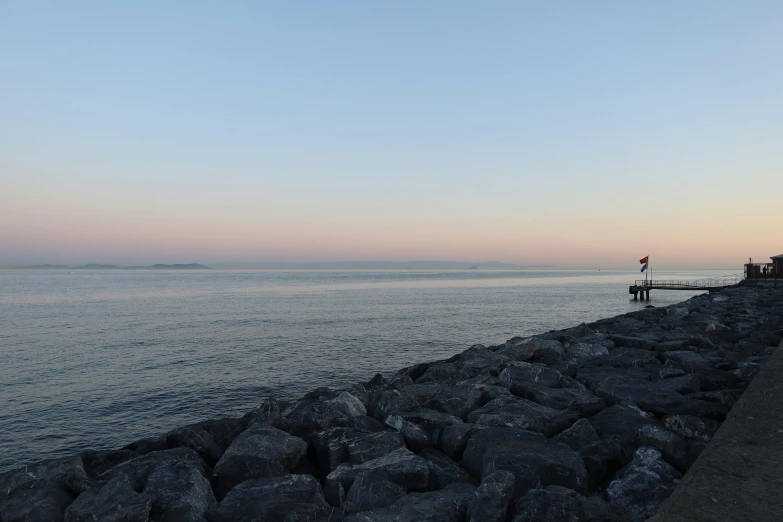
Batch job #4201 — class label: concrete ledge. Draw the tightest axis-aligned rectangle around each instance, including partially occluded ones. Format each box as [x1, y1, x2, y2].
[649, 342, 783, 522]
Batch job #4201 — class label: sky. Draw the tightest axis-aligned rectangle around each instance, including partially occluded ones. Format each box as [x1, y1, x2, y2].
[1, 1, 782, 269]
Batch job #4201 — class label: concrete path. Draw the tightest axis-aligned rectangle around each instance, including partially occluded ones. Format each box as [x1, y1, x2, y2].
[650, 342, 783, 522]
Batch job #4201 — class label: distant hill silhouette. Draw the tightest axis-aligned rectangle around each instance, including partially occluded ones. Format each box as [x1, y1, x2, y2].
[22, 263, 212, 270]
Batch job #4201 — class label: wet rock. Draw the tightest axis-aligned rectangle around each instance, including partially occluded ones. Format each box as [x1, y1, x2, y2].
[653, 339, 690, 353]
[466, 470, 514, 522]
[637, 424, 689, 472]
[654, 374, 700, 395]
[496, 337, 539, 362]
[313, 428, 404, 475]
[606, 446, 681, 521]
[735, 339, 768, 355]
[609, 335, 658, 351]
[499, 362, 566, 389]
[213, 424, 307, 497]
[197, 416, 254, 451]
[325, 446, 430, 493]
[657, 367, 686, 379]
[466, 395, 573, 437]
[166, 425, 224, 466]
[565, 342, 609, 362]
[578, 437, 625, 491]
[528, 339, 566, 365]
[387, 417, 432, 451]
[343, 482, 475, 522]
[281, 391, 366, 436]
[123, 436, 169, 456]
[662, 414, 720, 442]
[588, 403, 657, 460]
[734, 361, 761, 382]
[554, 418, 599, 451]
[206, 474, 333, 522]
[511, 485, 586, 522]
[145, 459, 216, 521]
[461, 428, 587, 499]
[515, 383, 606, 417]
[691, 388, 743, 407]
[588, 347, 659, 368]
[385, 408, 464, 446]
[344, 472, 405, 513]
[323, 480, 345, 507]
[418, 448, 474, 490]
[79, 449, 137, 477]
[101, 447, 210, 492]
[661, 351, 711, 372]
[698, 368, 739, 391]
[64, 474, 151, 522]
[440, 423, 486, 461]
[370, 384, 483, 421]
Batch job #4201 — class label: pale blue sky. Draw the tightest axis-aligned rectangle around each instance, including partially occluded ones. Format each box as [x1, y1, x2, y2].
[1, 1, 782, 267]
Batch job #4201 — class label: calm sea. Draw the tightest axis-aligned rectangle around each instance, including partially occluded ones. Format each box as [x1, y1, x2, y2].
[0, 269, 732, 471]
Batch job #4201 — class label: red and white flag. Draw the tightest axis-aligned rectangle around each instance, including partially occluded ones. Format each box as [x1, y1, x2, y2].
[639, 256, 649, 264]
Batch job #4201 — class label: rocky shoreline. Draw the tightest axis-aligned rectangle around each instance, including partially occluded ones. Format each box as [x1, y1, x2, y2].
[2, 283, 781, 522]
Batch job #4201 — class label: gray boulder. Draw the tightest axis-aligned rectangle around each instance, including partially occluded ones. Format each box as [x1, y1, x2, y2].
[440, 423, 486, 461]
[325, 446, 430, 493]
[466, 396, 573, 436]
[145, 459, 216, 521]
[554, 418, 599, 451]
[343, 482, 476, 522]
[344, 472, 405, 513]
[213, 424, 307, 497]
[515, 383, 606, 417]
[64, 474, 151, 522]
[206, 474, 334, 522]
[370, 384, 483, 421]
[461, 428, 587, 499]
[313, 427, 404, 475]
[662, 414, 720, 442]
[511, 485, 586, 522]
[588, 403, 657, 460]
[418, 448, 475, 490]
[166, 425, 224, 466]
[499, 362, 565, 389]
[466, 470, 514, 522]
[281, 391, 367, 436]
[565, 343, 609, 362]
[606, 446, 681, 521]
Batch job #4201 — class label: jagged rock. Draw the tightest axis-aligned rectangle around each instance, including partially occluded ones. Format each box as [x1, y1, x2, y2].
[511, 485, 586, 522]
[654, 374, 700, 395]
[370, 384, 483, 421]
[658, 367, 686, 379]
[578, 437, 625, 490]
[565, 342, 609, 362]
[734, 339, 768, 355]
[440, 423, 486, 461]
[101, 448, 210, 491]
[609, 335, 658, 351]
[467, 470, 514, 522]
[313, 428, 404, 475]
[213, 424, 307, 497]
[499, 362, 566, 389]
[734, 361, 761, 382]
[323, 480, 345, 507]
[144, 459, 216, 521]
[466, 395, 573, 436]
[343, 472, 405, 513]
[661, 351, 711, 372]
[123, 435, 169, 456]
[197, 416, 253, 450]
[552, 360, 579, 377]
[588, 403, 657, 460]
[512, 485, 631, 522]
[698, 368, 739, 392]
[387, 417, 432, 451]
[281, 391, 366, 436]
[527, 339, 566, 365]
[325, 446, 430, 493]
[691, 388, 743, 407]
[415, 362, 475, 383]
[514, 383, 606, 417]
[385, 408, 464, 449]
[554, 418, 599, 451]
[653, 340, 690, 353]
[495, 338, 539, 362]
[206, 474, 334, 522]
[588, 347, 659, 368]
[343, 482, 476, 522]
[418, 448, 474, 490]
[637, 424, 689, 472]
[461, 428, 587, 499]
[606, 447, 681, 521]
[79, 449, 137, 477]
[64, 474, 151, 522]
[166, 425, 223, 466]
[662, 414, 720, 442]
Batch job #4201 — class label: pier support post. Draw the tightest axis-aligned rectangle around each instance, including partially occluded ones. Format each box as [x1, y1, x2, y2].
[646, 289, 650, 300]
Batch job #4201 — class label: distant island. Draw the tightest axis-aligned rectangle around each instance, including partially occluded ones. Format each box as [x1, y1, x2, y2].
[22, 263, 212, 270]
[211, 261, 558, 270]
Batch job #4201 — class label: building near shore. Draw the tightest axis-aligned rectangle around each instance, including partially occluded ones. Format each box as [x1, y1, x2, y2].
[745, 254, 783, 279]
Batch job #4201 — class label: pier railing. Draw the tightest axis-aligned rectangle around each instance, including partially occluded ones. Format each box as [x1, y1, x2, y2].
[633, 274, 742, 291]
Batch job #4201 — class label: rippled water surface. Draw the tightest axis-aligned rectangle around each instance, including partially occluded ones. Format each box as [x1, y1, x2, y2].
[0, 268, 729, 471]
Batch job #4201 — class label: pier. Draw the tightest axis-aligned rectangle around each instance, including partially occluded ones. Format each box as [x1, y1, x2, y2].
[629, 274, 742, 300]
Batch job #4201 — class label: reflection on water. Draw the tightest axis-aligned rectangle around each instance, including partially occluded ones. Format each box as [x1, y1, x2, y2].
[0, 269, 726, 470]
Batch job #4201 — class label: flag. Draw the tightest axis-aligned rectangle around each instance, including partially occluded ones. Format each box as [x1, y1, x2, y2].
[639, 256, 649, 264]
[641, 263, 648, 272]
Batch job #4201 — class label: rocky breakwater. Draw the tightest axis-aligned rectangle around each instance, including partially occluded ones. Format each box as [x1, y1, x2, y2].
[2, 284, 782, 522]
